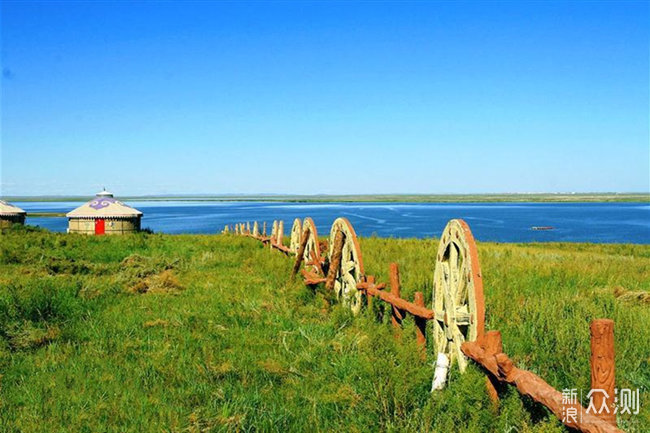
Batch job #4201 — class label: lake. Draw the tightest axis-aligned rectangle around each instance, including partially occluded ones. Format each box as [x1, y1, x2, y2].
[14, 201, 650, 244]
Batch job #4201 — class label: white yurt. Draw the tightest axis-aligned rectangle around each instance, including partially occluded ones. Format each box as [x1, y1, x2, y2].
[66, 190, 142, 235]
[0, 200, 26, 229]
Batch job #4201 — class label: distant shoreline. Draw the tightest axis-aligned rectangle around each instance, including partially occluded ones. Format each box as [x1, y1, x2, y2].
[5, 193, 649, 203]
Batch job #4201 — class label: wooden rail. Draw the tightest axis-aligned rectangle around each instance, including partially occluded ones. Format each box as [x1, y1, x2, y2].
[357, 275, 435, 320]
[301, 269, 327, 285]
[356, 263, 434, 357]
[462, 331, 623, 433]
[246, 232, 292, 255]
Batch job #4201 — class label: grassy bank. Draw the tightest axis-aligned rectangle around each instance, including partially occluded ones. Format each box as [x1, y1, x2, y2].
[0, 227, 648, 432]
[25, 212, 67, 217]
[5, 192, 650, 203]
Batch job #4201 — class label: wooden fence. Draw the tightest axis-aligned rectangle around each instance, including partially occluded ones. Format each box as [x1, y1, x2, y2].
[225, 218, 623, 433]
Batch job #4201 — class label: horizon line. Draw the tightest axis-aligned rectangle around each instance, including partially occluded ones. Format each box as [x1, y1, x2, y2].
[3, 192, 649, 199]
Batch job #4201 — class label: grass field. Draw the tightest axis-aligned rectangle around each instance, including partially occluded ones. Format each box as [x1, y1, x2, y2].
[1, 226, 648, 432]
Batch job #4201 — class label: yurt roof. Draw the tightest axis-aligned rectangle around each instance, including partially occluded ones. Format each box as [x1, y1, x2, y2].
[66, 190, 142, 218]
[0, 200, 26, 216]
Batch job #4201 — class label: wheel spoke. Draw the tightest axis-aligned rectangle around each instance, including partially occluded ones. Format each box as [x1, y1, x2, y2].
[455, 310, 471, 326]
[443, 282, 455, 340]
[343, 273, 356, 294]
[455, 257, 468, 305]
[450, 244, 459, 290]
[343, 260, 356, 274]
[451, 324, 468, 372]
[334, 280, 342, 298]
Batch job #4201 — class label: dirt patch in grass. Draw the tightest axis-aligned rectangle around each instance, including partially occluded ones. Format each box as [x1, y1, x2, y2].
[209, 362, 234, 376]
[258, 359, 287, 375]
[121, 254, 180, 278]
[45, 257, 93, 275]
[128, 270, 184, 294]
[143, 319, 169, 328]
[7, 322, 61, 350]
[613, 286, 650, 304]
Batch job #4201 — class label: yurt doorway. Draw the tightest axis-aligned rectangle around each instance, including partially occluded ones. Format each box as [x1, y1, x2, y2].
[95, 219, 105, 235]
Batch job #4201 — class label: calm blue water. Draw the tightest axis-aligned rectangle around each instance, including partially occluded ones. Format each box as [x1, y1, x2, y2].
[14, 201, 650, 244]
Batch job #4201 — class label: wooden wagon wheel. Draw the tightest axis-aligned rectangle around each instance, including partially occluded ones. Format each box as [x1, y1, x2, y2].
[432, 219, 485, 373]
[329, 218, 365, 315]
[302, 217, 321, 273]
[290, 218, 302, 254]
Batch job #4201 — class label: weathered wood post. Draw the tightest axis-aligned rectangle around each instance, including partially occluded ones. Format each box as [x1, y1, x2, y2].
[270, 221, 277, 249]
[308, 248, 320, 273]
[262, 221, 267, 236]
[277, 220, 284, 246]
[253, 221, 259, 237]
[325, 230, 345, 291]
[291, 228, 310, 279]
[389, 263, 403, 336]
[590, 319, 616, 426]
[414, 291, 426, 359]
[482, 330, 503, 409]
[366, 275, 375, 312]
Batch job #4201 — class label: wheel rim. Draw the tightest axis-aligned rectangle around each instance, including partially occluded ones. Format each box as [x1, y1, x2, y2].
[432, 219, 485, 373]
[290, 218, 302, 254]
[329, 218, 365, 315]
[302, 218, 321, 272]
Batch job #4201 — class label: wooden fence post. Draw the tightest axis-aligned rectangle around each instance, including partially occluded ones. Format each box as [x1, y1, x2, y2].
[482, 330, 503, 409]
[414, 291, 426, 359]
[389, 263, 403, 336]
[590, 319, 616, 426]
[366, 275, 374, 312]
[277, 220, 284, 246]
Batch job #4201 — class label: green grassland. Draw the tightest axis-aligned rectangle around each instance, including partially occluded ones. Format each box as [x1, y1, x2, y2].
[7, 192, 650, 203]
[22, 212, 67, 218]
[1, 227, 649, 432]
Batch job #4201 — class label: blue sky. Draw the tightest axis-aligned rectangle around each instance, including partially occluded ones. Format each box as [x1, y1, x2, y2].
[1, 1, 648, 196]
